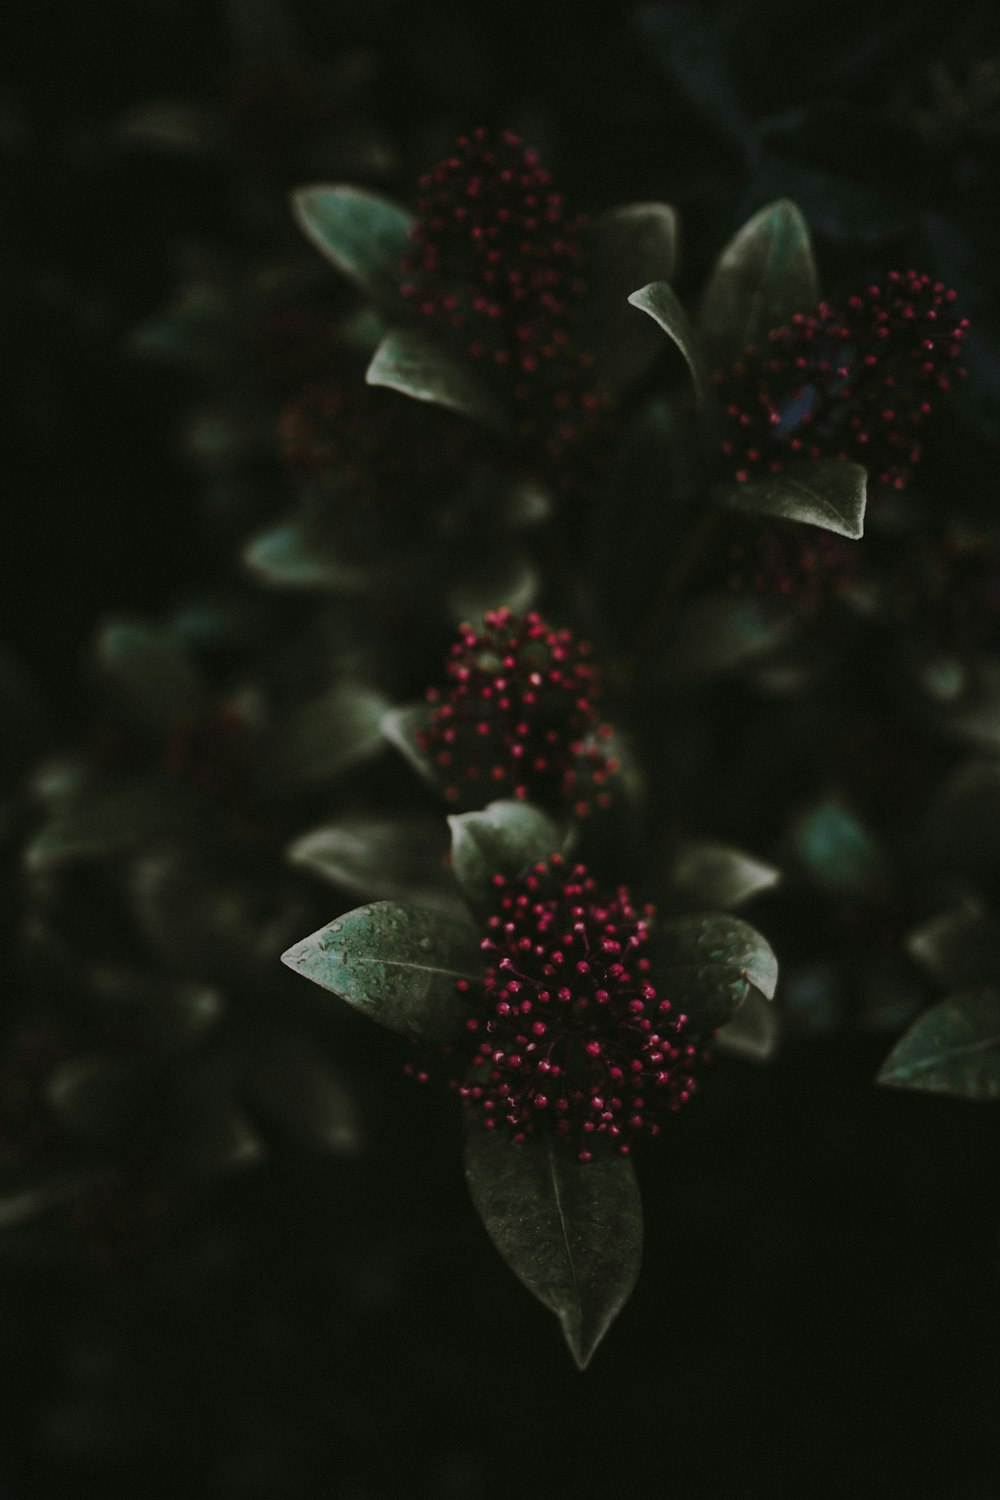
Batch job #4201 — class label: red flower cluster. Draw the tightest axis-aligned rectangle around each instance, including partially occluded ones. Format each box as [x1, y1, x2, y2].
[416, 609, 618, 814]
[717, 271, 968, 491]
[401, 127, 609, 456]
[456, 856, 701, 1161]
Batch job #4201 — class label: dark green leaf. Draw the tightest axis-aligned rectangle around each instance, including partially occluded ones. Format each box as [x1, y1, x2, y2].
[714, 987, 781, 1062]
[366, 328, 509, 431]
[638, 3, 752, 154]
[86, 965, 225, 1050]
[666, 840, 781, 911]
[287, 814, 462, 914]
[627, 281, 710, 406]
[449, 801, 562, 907]
[25, 777, 194, 872]
[649, 912, 778, 1028]
[281, 902, 482, 1040]
[464, 1122, 642, 1370]
[698, 200, 819, 374]
[381, 702, 437, 787]
[720, 459, 867, 540]
[664, 593, 794, 681]
[95, 621, 208, 739]
[446, 552, 539, 626]
[291, 185, 415, 318]
[790, 798, 882, 897]
[244, 1035, 362, 1155]
[243, 517, 375, 593]
[878, 990, 1000, 1099]
[268, 682, 389, 791]
[906, 906, 1000, 990]
[578, 204, 679, 392]
[131, 852, 314, 988]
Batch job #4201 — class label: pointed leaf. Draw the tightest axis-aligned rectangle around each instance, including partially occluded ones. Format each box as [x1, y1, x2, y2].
[449, 801, 562, 907]
[25, 777, 194, 872]
[664, 593, 794, 681]
[790, 798, 882, 897]
[291, 186, 415, 318]
[721, 459, 866, 540]
[287, 814, 462, 914]
[714, 987, 781, 1062]
[579, 204, 679, 392]
[649, 912, 778, 1028]
[269, 682, 389, 790]
[95, 621, 208, 739]
[243, 517, 374, 593]
[698, 200, 819, 374]
[906, 906, 1000, 990]
[446, 552, 539, 626]
[878, 990, 1000, 1099]
[667, 840, 781, 910]
[465, 1123, 642, 1370]
[366, 329, 509, 431]
[381, 702, 437, 787]
[628, 281, 709, 405]
[281, 902, 482, 1040]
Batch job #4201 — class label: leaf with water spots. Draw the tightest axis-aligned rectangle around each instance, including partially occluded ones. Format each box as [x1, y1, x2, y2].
[649, 912, 778, 1029]
[877, 990, 1000, 1099]
[448, 800, 563, 908]
[281, 902, 482, 1040]
[464, 1122, 642, 1370]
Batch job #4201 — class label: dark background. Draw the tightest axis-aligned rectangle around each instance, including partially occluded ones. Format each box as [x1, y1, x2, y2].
[3, 2, 1000, 1495]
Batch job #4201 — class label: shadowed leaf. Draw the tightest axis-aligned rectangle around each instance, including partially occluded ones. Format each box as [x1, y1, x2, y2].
[628, 281, 709, 406]
[367, 329, 509, 431]
[580, 204, 678, 392]
[292, 185, 415, 317]
[465, 1123, 642, 1370]
[449, 801, 563, 907]
[721, 459, 867, 540]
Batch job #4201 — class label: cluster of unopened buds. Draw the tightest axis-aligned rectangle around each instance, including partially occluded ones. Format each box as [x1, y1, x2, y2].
[416, 608, 619, 814]
[401, 127, 611, 457]
[444, 856, 703, 1162]
[717, 271, 968, 491]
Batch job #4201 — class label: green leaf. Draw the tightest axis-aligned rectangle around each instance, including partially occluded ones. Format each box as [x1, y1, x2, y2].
[281, 902, 482, 1040]
[906, 906, 1000, 990]
[95, 621, 208, 739]
[878, 990, 1000, 1099]
[381, 702, 437, 787]
[666, 840, 781, 911]
[649, 912, 778, 1028]
[291, 185, 415, 318]
[579, 204, 679, 392]
[627, 281, 710, 406]
[664, 593, 794, 681]
[720, 459, 867, 540]
[790, 798, 882, 897]
[268, 682, 389, 791]
[130, 852, 314, 988]
[243, 1034, 362, 1155]
[449, 801, 563, 907]
[714, 986, 781, 1062]
[287, 814, 463, 915]
[25, 777, 193, 871]
[698, 200, 820, 374]
[243, 517, 375, 594]
[366, 329, 509, 431]
[464, 1123, 642, 1370]
[446, 552, 539, 626]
